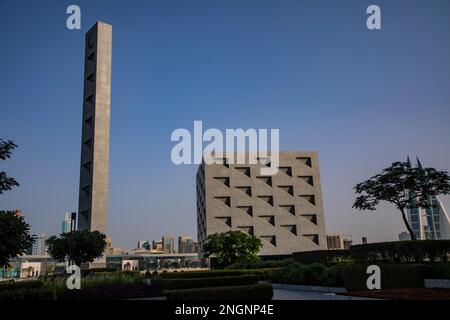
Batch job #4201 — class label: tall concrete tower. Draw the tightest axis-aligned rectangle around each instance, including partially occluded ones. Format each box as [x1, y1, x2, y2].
[77, 22, 112, 234]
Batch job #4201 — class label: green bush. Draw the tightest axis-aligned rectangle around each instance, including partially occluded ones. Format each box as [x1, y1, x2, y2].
[342, 264, 434, 291]
[0, 280, 43, 292]
[271, 263, 343, 287]
[165, 283, 273, 300]
[292, 250, 350, 265]
[350, 240, 450, 264]
[154, 275, 258, 291]
[319, 265, 345, 287]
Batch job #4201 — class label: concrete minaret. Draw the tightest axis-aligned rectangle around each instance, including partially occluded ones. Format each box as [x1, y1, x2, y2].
[77, 22, 112, 234]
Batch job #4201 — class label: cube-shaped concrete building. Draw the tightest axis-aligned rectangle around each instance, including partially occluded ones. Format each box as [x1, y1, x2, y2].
[196, 151, 327, 258]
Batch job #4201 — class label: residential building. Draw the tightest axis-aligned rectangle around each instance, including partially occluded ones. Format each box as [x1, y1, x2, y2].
[196, 151, 327, 258]
[343, 238, 353, 249]
[327, 234, 344, 250]
[162, 235, 175, 254]
[178, 235, 199, 254]
[61, 212, 76, 234]
[137, 240, 150, 250]
[31, 233, 48, 256]
[152, 240, 163, 251]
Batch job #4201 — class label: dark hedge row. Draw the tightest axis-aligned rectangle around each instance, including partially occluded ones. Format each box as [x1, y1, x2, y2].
[271, 263, 344, 287]
[154, 275, 258, 291]
[293, 250, 349, 265]
[0, 280, 43, 292]
[342, 264, 434, 291]
[350, 240, 450, 263]
[59, 282, 163, 300]
[157, 269, 274, 280]
[165, 283, 273, 300]
[293, 240, 450, 265]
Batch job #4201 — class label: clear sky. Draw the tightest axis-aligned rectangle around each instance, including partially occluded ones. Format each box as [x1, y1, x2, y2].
[1, 0, 449, 249]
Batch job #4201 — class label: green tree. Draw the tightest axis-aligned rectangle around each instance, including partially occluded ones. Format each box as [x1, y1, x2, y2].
[0, 211, 34, 267]
[203, 231, 263, 267]
[353, 160, 450, 240]
[0, 139, 34, 268]
[0, 139, 20, 194]
[46, 230, 107, 266]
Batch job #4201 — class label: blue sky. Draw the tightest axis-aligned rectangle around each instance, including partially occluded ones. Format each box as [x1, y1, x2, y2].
[1, 0, 449, 249]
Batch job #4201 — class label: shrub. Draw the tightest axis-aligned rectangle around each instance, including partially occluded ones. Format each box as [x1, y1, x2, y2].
[292, 250, 350, 265]
[165, 283, 273, 300]
[319, 265, 344, 287]
[342, 264, 434, 291]
[154, 275, 258, 291]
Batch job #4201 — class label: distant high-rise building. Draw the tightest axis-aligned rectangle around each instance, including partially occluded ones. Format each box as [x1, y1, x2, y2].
[178, 235, 199, 254]
[162, 235, 175, 254]
[152, 240, 163, 251]
[398, 231, 411, 241]
[137, 240, 150, 250]
[31, 233, 48, 256]
[343, 238, 353, 250]
[196, 151, 327, 257]
[61, 212, 77, 234]
[327, 235, 344, 250]
[406, 158, 450, 240]
[327, 234, 352, 250]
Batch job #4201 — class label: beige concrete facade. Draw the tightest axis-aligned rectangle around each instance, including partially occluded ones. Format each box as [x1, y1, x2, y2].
[196, 151, 327, 257]
[77, 22, 112, 234]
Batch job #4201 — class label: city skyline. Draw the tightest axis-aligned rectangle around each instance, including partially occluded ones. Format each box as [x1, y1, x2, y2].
[1, 0, 450, 249]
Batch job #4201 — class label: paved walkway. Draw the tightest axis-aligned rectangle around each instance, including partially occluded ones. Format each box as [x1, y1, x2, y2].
[272, 288, 374, 300]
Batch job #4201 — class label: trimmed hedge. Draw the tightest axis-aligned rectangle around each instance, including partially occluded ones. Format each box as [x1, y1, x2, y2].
[342, 264, 434, 291]
[433, 263, 450, 279]
[226, 258, 296, 270]
[0, 280, 43, 292]
[157, 269, 274, 280]
[60, 282, 162, 300]
[154, 275, 258, 291]
[293, 241, 450, 265]
[271, 263, 344, 287]
[165, 283, 273, 300]
[350, 241, 450, 263]
[0, 286, 56, 300]
[292, 250, 349, 265]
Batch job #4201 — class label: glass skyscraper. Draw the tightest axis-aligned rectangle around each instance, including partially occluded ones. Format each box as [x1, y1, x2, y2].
[406, 158, 450, 240]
